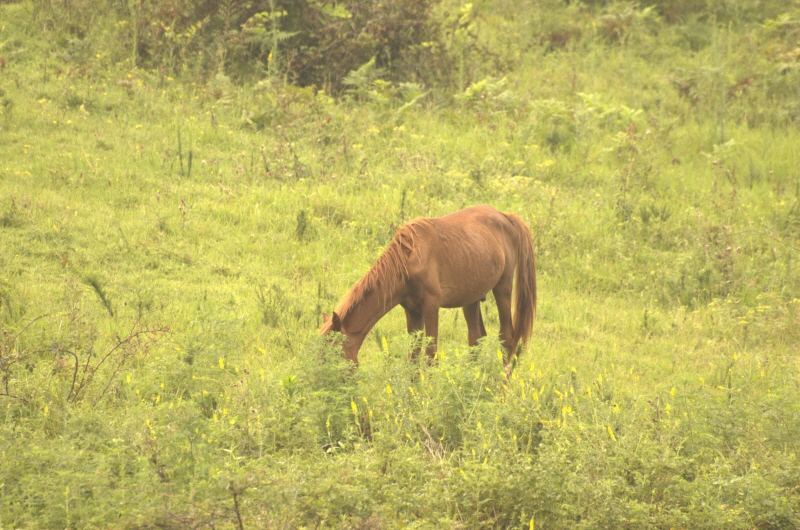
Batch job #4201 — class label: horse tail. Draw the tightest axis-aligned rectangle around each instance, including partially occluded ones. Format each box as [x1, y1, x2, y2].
[505, 213, 537, 351]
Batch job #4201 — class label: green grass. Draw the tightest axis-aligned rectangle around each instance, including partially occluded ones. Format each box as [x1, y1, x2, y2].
[1, 1, 800, 527]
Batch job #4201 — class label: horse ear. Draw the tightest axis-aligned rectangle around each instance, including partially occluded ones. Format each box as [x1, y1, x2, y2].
[331, 311, 342, 332]
[322, 313, 331, 325]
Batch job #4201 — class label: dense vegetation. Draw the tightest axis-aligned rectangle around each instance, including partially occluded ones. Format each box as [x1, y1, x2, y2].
[1, 0, 800, 527]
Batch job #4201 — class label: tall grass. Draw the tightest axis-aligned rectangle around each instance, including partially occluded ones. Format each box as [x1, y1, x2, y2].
[1, 0, 799, 527]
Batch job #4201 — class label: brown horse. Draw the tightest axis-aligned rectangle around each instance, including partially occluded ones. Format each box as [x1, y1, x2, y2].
[320, 205, 537, 374]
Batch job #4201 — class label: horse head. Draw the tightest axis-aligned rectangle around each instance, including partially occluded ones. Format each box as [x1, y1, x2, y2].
[319, 311, 361, 363]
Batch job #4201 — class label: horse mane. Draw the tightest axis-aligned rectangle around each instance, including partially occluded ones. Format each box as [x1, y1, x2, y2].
[334, 219, 431, 321]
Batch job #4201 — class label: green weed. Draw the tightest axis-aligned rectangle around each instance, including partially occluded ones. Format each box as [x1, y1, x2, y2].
[0, 0, 799, 527]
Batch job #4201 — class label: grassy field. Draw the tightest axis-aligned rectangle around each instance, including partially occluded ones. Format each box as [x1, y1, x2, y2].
[1, 1, 800, 527]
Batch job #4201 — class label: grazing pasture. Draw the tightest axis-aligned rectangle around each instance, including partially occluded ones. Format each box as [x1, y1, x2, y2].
[1, 0, 799, 527]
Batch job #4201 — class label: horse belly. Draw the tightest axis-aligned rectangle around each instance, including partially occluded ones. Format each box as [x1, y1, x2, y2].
[438, 254, 504, 308]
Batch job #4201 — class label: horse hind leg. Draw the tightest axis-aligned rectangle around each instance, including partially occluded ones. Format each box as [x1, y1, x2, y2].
[462, 301, 487, 347]
[492, 280, 516, 373]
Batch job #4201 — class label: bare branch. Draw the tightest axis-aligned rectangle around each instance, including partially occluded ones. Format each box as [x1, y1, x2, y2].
[66, 349, 80, 402]
[93, 326, 168, 408]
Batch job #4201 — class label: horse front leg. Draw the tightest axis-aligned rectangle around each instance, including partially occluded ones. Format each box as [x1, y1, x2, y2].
[404, 308, 424, 359]
[462, 301, 487, 347]
[422, 302, 440, 362]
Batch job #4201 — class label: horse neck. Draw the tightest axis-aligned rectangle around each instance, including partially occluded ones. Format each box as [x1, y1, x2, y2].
[340, 282, 403, 344]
